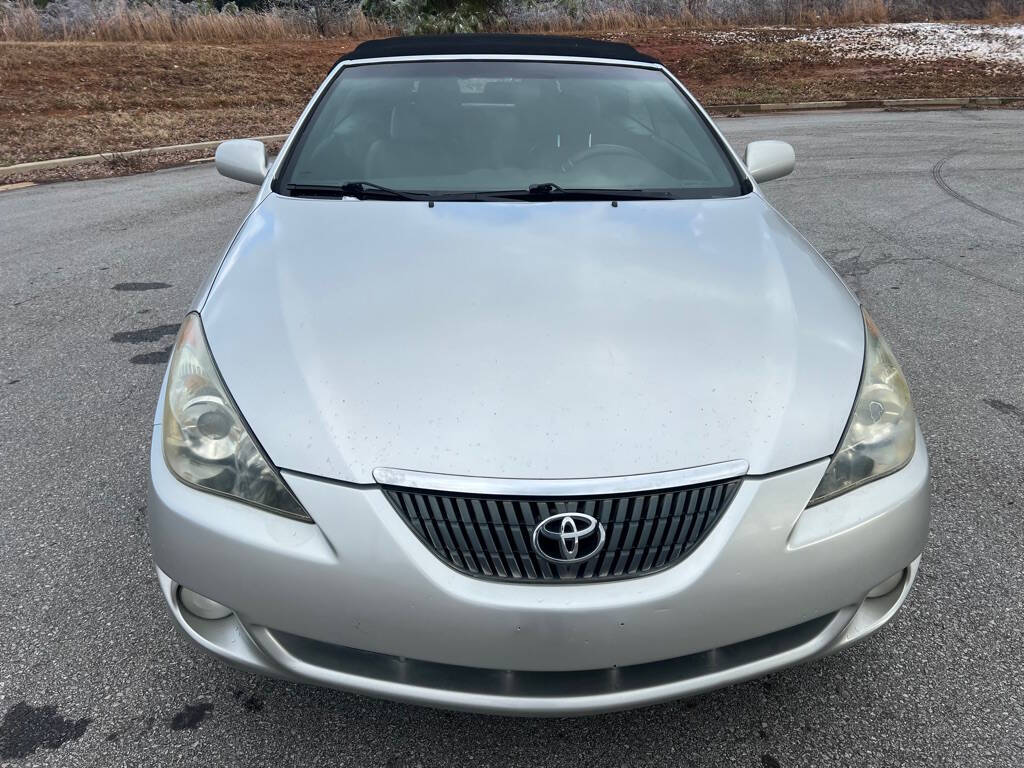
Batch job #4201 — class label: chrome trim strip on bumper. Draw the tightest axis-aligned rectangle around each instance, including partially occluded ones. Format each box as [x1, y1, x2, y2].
[371, 459, 749, 497]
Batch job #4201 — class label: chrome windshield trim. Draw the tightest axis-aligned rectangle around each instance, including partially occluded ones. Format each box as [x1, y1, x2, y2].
[336, 54, 665, 69]
[372, 460, 748, 497]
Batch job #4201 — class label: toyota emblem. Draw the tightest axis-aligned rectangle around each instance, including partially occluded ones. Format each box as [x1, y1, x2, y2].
[531, 512, 606, 565]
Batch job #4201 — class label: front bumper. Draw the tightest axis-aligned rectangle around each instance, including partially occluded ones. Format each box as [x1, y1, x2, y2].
[149, 426, 929, 715]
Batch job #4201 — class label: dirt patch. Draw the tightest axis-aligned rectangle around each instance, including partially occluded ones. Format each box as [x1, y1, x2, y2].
[0, 40, 347, 169]
[2, 28, 1022, 181]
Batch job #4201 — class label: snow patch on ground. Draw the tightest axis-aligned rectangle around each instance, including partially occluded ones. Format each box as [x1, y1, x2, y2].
[694, 28, 795, 45]
[796, 23, 1024, 70]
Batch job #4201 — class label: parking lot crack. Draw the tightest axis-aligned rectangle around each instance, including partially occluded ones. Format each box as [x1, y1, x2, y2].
[851, 220, 1024, 298]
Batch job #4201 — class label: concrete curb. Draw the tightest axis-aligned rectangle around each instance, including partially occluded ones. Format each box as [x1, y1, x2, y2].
[707, 96, 1023, 113]
[2, 95, 1022, 174]
[0, 134, 288, 175]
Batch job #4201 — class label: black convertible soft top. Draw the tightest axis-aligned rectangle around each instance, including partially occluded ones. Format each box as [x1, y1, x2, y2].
[335, 34, 660, 67]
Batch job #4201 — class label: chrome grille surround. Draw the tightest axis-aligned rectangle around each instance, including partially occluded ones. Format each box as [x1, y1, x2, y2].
[379, 466, 744, 583]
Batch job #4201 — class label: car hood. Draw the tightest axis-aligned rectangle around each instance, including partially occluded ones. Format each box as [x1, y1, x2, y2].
[201, 193, 863, 484]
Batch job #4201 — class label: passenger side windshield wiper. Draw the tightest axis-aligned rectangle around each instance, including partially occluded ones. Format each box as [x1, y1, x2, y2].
[484, 184, 680, 201]
[285, 182, 427, 201]
[527, 182, 567, 195]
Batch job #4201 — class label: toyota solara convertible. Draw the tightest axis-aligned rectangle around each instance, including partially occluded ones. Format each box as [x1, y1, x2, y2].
[148, 34, 929, 715]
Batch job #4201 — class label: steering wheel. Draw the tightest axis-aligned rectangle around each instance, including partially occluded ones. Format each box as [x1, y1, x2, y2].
[560, 144, 649, 174]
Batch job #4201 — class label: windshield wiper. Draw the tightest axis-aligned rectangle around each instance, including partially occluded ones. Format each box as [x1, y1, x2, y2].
[285, 182, 426, 201]
[527, 182, 567, 195]
[487, 185, 677, 201]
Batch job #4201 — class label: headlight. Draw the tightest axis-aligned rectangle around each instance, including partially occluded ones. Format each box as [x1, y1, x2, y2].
[808, 309, 916, 506]
[162, 313, 311, 521]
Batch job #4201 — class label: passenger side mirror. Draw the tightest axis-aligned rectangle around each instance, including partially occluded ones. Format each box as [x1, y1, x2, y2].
[215, 139, 268, 185]
[744, 140, 795, 184]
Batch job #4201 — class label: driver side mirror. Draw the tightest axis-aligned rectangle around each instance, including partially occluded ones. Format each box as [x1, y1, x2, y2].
[215, 139, 268, 185]
[744, 140, 795, 184]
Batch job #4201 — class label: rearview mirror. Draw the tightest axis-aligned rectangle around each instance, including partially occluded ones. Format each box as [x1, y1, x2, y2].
[744, 140, 795, 184]
[215, 139, 268, 185]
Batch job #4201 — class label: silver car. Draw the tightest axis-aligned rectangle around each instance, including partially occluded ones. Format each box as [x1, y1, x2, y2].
[149, 34, 929, 716]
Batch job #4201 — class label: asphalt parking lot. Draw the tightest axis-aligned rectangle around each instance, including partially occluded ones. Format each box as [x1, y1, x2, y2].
[1, 108, 1022, 767]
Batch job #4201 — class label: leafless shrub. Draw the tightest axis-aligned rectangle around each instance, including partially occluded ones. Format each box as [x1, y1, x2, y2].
[270, 0, 391, 37]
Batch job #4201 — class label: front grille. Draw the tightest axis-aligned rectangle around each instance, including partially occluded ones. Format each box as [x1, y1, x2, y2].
[382, 478, 741, 583]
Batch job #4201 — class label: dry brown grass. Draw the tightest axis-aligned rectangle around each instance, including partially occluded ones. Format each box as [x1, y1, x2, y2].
[825, 0, 890, 23]
[0, 1, 392, 42]
[0, 0, 37, 38]
[984, 0, 1023, 18]
[503, 8, 701, 33]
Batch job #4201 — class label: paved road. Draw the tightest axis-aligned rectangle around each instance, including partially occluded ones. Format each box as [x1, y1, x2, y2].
[1, 109, 1022, 767]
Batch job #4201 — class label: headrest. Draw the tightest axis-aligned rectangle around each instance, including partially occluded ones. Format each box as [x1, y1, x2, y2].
[389, 103, 423, 142]
[416, 76, 461, 102]
[389, 78, 461, 141]
[482, 80, 518, 103]
[598, 85, 629, 117]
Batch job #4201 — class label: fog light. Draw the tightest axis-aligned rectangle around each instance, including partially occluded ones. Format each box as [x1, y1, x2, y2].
[866, 570, 904, 599]
[178, 587, 232, 620]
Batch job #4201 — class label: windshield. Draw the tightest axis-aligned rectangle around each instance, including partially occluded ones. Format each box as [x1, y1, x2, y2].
[278, 60, 744, 199]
